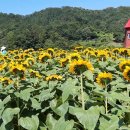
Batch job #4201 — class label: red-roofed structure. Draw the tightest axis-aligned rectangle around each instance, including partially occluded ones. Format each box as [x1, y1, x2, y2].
[124, 19, 130, 48]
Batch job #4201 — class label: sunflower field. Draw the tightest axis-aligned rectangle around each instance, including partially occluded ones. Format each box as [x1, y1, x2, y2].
[1, 47, 130, 130]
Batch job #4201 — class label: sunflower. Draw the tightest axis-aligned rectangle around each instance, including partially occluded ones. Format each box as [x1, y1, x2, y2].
[4, 57, 11, 62]
[123, 49, 129, 56]
[74, 46, 83, 52]
[94, 51, 98, 56]
[60, 58, 69, 67]
[123, 66, 130, 81]
[8, 60, 16, 69]
[7, 50, 12, 54]
[13, 55, 20, 60]
[10, 63, 26, 79]
[0, 57, 5, 64]
[38, 53, 51, 62]
[83, 49, 89, 55]
[88, 51, 96, 59]
[12, 50, 19, 55]
[88, 47, 93, 51]
[22, 53, 32, 59]
[27, 48, 34, 52]
[0, 77, 12, 86]
[38, 48, 44, 51]
[112, 48, 120, 55]
[68, 53, 81, 62]
[23, 60, 29, 68]
[111, 56, 117, 60]
[29, 69, 42, 78]
[47, 48, 54, 57]
[19, 48, 23, 53]
[23, 49, 30, 53]
[46, 74, 62, 81]
[0, 61, 7, 71]
[97, 51, 109, 61]
[58, 51, 66, 58]
[23, 58, 35, 67]
[69, 60, 94, 75]
[104, 48, 110, 51]
[120, 48, 129, 56]
[119, 60, 130, 72]
[118, 58, 126, 62]
[83, 49, 96, 59]
[10, 63, 26, 72]
[96, 72, 112, 87]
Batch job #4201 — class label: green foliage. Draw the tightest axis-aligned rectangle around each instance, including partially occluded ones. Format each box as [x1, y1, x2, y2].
[19, 115, 39, 130]
[0, 6, 129, 49]
[0, 63, 130, 129]
[69, 106, 100, 130]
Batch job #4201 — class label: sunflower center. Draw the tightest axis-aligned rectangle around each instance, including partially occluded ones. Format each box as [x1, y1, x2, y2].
[99, 55, 106, 61]
[100, 78, 111, 86]
[127, 70, 130, 78]
[48, 50, 53, 56]
[122, 64, 130, 71]
[60, 53, 66, 58]
[41, 56, 49, 62]
[71, 56, 79, 61]
[74, 64, 87, 75]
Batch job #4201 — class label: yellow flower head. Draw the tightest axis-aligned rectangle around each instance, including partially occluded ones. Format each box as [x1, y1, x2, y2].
[46, 74, 62, 81]
[120, 48, 129, 56]
[118, 58, 126, 62]
[123, 66, 130, 81]
[60, 58, 69, 67]
[69, 60, 94, 75]
[88, 51, 96, 58]
[38, 53, 51, 62]
[111, 56, 117, 60]
[22, 53, 32, 59]
[68, 53, 81, 62]
[58, 52, 66, 58]
[83, 49, 89, 55]
[96, 72, 112, 87]
[29, 69, 42, 78]
[88, 47, 93, 51]
[74, 46, 83, 52]
[94, 51, 98, 56]
[119, 60, 130, 72]
[12, 50, 19, 55]
[13, 54, 20, 60]
[23, 58, 35, 67]
[0, 77, 12, 86]
[27, 48, 34, 52]
[0, 57, 5, 64]
[97, 50, 109, 61]
[10, 63, 26, 79]
[112, 48, 120, 54]
[47, 48, 54, 57]
[38, 48, 44, 51]
[0, 58, 7, 71]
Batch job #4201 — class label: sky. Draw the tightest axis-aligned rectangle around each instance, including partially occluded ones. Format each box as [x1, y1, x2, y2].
[0, 0, 130, 15]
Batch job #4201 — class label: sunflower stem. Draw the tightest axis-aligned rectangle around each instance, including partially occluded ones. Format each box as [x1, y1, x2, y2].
[80, 74, 85, 110]
[127, 86, 129, 97]
[16, 77, 20, 130]
[105, 96, 108, 115]
[105, 85, 108, 115]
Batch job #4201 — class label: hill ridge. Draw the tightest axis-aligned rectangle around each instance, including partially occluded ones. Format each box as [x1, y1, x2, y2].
[0, 6, 129, 49]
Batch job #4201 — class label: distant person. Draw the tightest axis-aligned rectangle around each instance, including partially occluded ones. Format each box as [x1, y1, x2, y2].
[1, 46, 7, 55]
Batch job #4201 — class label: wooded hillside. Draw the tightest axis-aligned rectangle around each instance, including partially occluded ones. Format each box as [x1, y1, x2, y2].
[0, 6, 130, 49]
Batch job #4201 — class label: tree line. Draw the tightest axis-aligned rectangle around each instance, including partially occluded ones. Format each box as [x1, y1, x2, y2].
[0, 6, 130, 49]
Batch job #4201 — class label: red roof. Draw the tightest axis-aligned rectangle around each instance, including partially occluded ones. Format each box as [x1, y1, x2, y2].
[125, 19, 130, 29]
